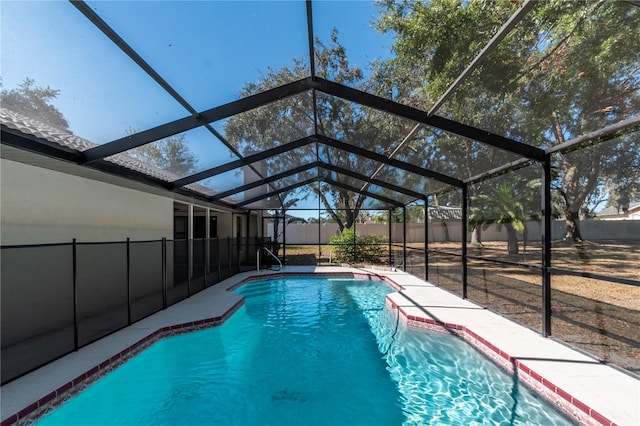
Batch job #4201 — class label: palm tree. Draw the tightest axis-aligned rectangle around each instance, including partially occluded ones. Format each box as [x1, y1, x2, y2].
[471, 176, 541, 255]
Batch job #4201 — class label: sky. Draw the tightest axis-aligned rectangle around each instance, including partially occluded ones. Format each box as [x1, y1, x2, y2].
[1, 1, 393, 142]
[0, 0, 395, 211]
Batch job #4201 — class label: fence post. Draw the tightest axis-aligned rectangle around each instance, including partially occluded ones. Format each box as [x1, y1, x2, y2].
[217, 237, 221, 280]
[236, 235, 241, 271]
[402, 207, 407, 272]
[72, 238, 79, 351]
[462, 185, 468, 299]
[206, 210, 211, 276]
[202, 238, 207, 286]
[162, 238, 167, 309]
[388, 209, 392, 267]
[187, 238, 192, 297]
[126, 238, 131, 325]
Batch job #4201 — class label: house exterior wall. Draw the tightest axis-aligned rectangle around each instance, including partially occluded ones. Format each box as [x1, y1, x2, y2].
[214, 212, 234, 239]
[1, 158, 173, 245]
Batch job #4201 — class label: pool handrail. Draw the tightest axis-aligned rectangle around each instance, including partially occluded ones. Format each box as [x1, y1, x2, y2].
[257, 247, 282, 271]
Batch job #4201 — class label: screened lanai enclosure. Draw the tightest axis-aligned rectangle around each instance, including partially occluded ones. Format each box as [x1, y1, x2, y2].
[1, 0, 639, 384]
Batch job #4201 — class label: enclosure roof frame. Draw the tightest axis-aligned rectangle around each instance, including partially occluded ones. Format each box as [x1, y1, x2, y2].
[1, 0, 634, 212]
[170, 136, 315, 189]
[209, 162, 320, 202]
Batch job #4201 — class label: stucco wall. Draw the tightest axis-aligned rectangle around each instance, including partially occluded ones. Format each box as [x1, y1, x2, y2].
[214, 212, 234, 239]
[1, 158, 173, 245]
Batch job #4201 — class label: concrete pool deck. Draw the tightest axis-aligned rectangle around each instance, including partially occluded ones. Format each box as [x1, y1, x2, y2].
[1, 266, 638, 425]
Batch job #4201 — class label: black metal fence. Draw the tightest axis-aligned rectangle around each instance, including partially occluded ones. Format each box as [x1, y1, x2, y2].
[0, 237, 262, 384]
[3, 229, 638, 383]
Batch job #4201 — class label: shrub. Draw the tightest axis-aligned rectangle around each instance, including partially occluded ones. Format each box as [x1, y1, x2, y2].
[329, 227, 388, 264]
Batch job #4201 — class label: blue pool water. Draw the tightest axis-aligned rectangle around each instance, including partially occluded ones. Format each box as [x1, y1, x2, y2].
[37, 276, 574, 425]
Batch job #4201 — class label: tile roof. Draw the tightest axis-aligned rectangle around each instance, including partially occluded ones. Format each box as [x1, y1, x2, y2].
[428, 206, 462, 220]
[0, 107, 215, 197]
[596, 201, 640, 217]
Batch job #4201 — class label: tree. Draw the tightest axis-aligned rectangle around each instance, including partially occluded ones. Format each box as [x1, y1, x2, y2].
[329, 226, 387, 264]
[0, 78, 69, 130]
[126, 128, 197, 176]
[605, 167, 640, 215]
[261, 193, 309, 256]
[376, 0, 640, 243]
[223, 30, 414, 232]
[371, 204, 425, 224]
[471, 173, 541, 255]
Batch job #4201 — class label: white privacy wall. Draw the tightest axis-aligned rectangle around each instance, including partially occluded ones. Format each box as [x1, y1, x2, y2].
[1, 158, 174, 245]
[279, 220, 640, 244]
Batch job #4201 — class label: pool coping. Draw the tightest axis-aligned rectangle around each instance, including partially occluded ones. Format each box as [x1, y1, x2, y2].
[1, 267, 637, 426]
[385, 298, 611, 426]
[0, 299, 245, 426]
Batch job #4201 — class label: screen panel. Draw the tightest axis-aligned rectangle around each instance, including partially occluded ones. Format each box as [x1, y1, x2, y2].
[370, 0, 521, 111]
[1, 1, 188, 145]
[213, 91, 315, 157]
[468, 164, 543, 265]
[315, 92, 420, 155]
[107, 127, 238, 180]
[438, 1, 640, 149]
[551, 274, 640, 375]
[86, 0, 310, 111]
[394, 126, 524, 181]
[551, 131, 640, 278]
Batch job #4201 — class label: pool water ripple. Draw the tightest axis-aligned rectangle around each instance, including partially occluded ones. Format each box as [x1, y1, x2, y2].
[35, 276, 574, 426]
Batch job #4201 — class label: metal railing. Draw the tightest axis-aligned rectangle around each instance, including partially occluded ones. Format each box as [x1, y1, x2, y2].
[256, 247, 282, 271]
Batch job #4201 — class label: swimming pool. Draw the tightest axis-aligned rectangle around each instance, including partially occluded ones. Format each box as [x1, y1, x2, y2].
[35, 275, 573, 425]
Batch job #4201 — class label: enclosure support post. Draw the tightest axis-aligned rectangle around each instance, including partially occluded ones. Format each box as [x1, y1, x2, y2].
[462, 185, 468, 299]
[424, 196, 429, 282]
[72, 238, 79, 351]
[126, 238, 131, 325]
[318, 215, 321, 265]
[542, 155, 552, 337]
[162, 237, 167, 309]
[388, 209, 392, 267]
[402, 206, 407, 272]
